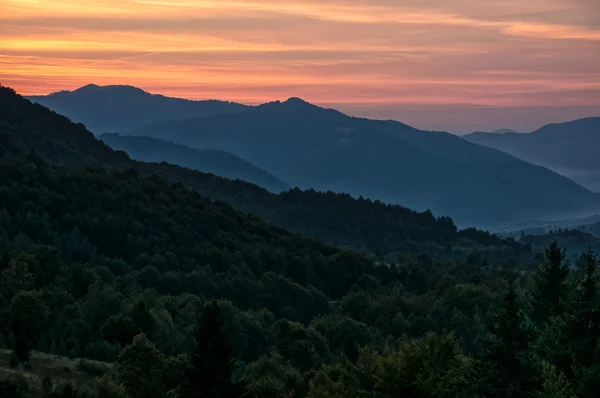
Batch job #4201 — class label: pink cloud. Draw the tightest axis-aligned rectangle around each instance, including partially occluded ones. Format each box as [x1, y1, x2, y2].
[1, 0, 598, 131]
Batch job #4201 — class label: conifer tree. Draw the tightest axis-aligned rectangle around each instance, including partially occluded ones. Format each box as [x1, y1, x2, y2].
[572, 247, 600, 372]
[580, 247, 599, 316]
[181, 301, 243, 398]
[529, 241, 570, 327]
[479, 279, 538, 397]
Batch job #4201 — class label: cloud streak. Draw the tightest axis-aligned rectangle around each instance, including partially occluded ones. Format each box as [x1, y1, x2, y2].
[1, 0, 599, 132]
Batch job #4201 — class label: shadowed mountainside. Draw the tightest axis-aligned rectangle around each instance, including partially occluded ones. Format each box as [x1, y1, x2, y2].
[126, 97, 600, 227]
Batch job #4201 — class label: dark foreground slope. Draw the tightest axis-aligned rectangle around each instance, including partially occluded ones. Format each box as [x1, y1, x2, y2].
[27, 84, 249, 133]
[2, 85, 599, 398]
[99, 133, 289, 193]
[465, 117, 600, 192]
[1, 86, 525, 261]
[127, 98, 600, 227]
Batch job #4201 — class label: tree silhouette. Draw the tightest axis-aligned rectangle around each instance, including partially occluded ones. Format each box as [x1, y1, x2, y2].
[573, 247, 599, 368]
[479, 279, 538, 397]
[181, 301, 243, 398]
[530, 241, 570, 326]
[116, 334, 165, 398]
[9, 290, 49, 363]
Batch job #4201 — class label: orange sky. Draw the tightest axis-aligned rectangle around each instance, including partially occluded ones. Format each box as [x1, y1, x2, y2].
[1, 0, 599, 132]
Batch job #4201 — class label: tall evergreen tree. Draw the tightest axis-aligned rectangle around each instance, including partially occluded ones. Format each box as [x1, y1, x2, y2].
[181, 301, 243, 398]
[9, 290, 49, 363]
[528, 243, 574, 380]
[581, 248, 598, 300]
[574, 247, 599, 366]
[529, 241, 570, 327]
[566, 247, 600, 397]
[479, 279, 538, 397]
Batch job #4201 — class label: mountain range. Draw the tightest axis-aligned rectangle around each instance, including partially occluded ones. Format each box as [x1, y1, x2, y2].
[20, 84, 600, 228]
[465, 117, 600, 192]
[5, 82, 599, 264]
[27, 84, 248, 133]
[4, 84, 529, 261]
[99, 133, 289, 193]
[125, 97, 599, 228]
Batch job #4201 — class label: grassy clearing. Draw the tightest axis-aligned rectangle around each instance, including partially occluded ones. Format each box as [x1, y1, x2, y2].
[0, 349, 113, 393]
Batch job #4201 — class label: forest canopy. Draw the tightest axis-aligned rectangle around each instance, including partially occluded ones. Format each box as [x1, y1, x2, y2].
[0, 85, 598, 397]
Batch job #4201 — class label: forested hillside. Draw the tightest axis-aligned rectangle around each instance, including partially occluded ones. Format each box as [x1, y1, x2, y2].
[0, 139, 598, 396]
[0, 84, 599, 396]
[99, 134, 289, 193]
[1, 86, 525, 262]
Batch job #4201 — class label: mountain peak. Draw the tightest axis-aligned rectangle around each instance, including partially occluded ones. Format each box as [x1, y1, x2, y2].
[76, 83, 101, 91]
[44, 84, 149, 98]
[78, 84, 148, 95]
[28, 84, 248, 133]
[257, 97, 323, 113]
[284, 97, 310, 105]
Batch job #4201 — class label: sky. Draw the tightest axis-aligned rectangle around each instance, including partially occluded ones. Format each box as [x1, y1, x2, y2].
[1, 0, 599, 133]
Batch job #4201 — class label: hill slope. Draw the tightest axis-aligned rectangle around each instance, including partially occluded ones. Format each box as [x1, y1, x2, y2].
[27, 84, 249, 133]
[126, 98, 600, 227]
[99, 134, 289, 193]
[464, 117, 600, 192]
[0, 85, 525, 261]
[0, 138, 375, 301]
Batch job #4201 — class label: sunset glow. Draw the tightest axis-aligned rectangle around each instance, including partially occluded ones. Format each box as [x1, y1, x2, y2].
[1, 0, 599, 131]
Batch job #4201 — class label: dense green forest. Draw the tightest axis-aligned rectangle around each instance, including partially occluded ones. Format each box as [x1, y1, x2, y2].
[0, 85, 599, 397]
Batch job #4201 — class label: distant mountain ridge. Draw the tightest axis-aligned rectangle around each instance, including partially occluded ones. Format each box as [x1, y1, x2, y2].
[464, 117, 600, 192]
[126, 96, 600, 227]
[27, 84, 249, 133]
[99, 133, 289, 192]
[470, 128, 519, 135]
[17, 84, 600, 227]
[1, 84, 529, 261]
